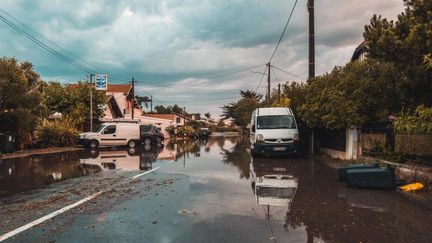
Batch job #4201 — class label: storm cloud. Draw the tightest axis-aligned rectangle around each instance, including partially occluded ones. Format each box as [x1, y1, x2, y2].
[0, 0, 404, 116]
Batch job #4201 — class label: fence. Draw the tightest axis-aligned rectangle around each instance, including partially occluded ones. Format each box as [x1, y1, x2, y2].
[395, 134, 432, 157]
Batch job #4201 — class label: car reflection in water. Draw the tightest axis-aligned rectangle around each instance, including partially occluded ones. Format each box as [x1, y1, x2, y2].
[80, 144, 163, 173]
[250, 156, 298, 220]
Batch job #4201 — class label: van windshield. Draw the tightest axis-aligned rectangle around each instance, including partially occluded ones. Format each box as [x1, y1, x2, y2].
[93, 124, 105, 133]
[257, 115, 296, 129]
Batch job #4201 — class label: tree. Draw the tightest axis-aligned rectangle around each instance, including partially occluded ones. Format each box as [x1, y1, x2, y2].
[153, 104, 184, 114]
[286, 59, 404, 129]
[0, 57, 43, 146]
[204, 112, 211, 119]
[221, 90, 262, 129]
[42, 81, 105, 126]
[363, 0, 432, 108]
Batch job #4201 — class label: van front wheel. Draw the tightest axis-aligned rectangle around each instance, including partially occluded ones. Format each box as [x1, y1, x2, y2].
[128, 140, 136, 148]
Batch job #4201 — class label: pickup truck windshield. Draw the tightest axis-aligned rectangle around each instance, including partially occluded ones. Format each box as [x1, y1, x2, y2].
[257, 115, 296, 129]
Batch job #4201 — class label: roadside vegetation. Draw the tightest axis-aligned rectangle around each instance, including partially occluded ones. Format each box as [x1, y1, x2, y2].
[222, 0, 432, 134]
[0, 57, 105, 148]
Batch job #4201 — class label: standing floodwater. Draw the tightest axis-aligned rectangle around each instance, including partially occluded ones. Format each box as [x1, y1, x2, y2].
[1, 137, 431, 242]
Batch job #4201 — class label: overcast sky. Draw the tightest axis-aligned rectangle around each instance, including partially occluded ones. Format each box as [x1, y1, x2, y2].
[1, 0, 405, 117]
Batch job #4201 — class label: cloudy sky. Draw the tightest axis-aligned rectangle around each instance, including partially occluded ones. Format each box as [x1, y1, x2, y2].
[1, 0, 404, 117]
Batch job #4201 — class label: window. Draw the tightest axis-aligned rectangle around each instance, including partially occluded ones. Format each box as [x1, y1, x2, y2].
[257, 115, 296, 129]
[103, 125, 116, 134]
[94, 124, 105, 133]
[176, 117, 181, 124]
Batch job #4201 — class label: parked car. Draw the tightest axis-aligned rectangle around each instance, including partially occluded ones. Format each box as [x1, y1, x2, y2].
[198, 127, 211, 139]
[140, 125, 164, 145]
[249, 107, 300, 157]
[78, 123, 141, 149]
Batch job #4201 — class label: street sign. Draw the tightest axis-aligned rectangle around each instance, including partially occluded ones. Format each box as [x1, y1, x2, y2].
[95, 74, 108, 90]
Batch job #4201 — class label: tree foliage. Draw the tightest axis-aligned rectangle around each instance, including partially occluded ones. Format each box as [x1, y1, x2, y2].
[394, 105, 432, 134]
[153, 104, 184, 114]
[42, 81, 105, 124]
[221, 90, 262, 128]
[286, 60, 404, 129]
[0, 57, 44, 145]
[363, 0, 432, 107]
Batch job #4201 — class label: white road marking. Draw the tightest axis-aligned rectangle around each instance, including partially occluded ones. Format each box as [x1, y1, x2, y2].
[0, 191, 103, 242]
[129, 167, 160, 181]
[0, 166, 160, 241]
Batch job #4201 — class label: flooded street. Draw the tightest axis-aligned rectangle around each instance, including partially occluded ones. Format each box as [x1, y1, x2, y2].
[1, 137, 431, 242]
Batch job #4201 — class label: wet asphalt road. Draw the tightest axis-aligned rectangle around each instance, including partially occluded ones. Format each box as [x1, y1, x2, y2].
[1, 137, 432, 242]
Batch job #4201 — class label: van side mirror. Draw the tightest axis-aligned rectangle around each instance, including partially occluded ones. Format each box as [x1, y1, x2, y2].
[251, 125, 256, 132]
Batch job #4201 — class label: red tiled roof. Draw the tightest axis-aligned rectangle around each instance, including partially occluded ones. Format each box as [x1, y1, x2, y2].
[106, 84, 131, 94]
[143, 114, 177, 121]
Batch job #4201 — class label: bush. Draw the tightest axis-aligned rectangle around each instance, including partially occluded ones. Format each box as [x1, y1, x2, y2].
[394, 105, 432, 134]
[35, 117, 79, 147]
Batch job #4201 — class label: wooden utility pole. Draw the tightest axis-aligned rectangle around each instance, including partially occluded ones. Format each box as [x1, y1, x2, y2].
[150, 95, 153, 113]
[131, 77, 135, 119]
[267, 62, 271, 104]
[278, 83, 281, 103]
[308, 0, 315, 80]
[308, 0, 315, 154]
[89, 74, 94, 131]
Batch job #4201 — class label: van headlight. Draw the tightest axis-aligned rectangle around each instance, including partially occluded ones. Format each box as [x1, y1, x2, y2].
[256, 134, 264, 143]
[294, 133, 299, 141]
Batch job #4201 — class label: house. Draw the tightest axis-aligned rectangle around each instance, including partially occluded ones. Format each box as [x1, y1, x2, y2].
[140, 113, 189, 138]
[101, 84, 193, 138]
[351, 40, 368, 62]
[103, 84, 141, 120]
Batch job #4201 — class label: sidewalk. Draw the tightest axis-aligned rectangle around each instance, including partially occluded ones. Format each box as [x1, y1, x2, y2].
[1, 147, 83, 159]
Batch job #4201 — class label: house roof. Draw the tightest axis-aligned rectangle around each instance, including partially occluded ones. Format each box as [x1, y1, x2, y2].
[143, 114, 177, 121]
[351, 40, 368, 62]
[106, 84, 132, 94]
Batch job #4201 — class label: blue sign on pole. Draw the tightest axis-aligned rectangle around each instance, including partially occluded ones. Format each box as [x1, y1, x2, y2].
[95, 74, 108, 90]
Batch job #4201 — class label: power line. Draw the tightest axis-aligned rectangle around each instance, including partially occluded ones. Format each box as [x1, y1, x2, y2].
[0, 8, 131, 81]
[0, 14, 94, 74]
[271, 65, 303, 79]
[254, 65, 268, 93]
[133, 64, 266, 87]
[268, 0, 298, 63]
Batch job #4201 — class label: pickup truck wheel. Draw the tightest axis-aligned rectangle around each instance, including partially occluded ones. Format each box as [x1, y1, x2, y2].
[143, 137, 152, 145]
[128, 140, 136, 148]
[89, 140, 99, 149]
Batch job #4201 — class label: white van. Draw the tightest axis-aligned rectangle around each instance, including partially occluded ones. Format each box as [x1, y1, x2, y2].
[250, 107, 299, 157]
[78, 123, 141, 149]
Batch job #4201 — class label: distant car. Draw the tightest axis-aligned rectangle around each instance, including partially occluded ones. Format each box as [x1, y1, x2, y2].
[199, 128, 211, 138]
[140, 125, 164, 145]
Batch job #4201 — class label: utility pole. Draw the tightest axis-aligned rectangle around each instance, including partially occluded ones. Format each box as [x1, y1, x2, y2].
[131, 77, 135, 119]
[267, 62, 271, 104]
[308, 0, 315, 80]
[150, 95, 153, 113]
[89, 74, 94, 132]
[278, 83, 281, 104]
[308, 0, 316, 154]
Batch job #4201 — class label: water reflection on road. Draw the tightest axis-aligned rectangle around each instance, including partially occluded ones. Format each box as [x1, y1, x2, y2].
[1, 137, 432, 242]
